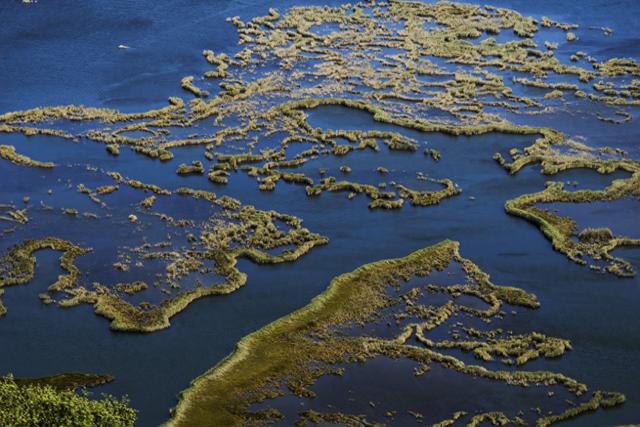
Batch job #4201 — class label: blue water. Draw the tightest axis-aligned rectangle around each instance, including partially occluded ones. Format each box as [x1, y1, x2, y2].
[1, 1, 639, 426]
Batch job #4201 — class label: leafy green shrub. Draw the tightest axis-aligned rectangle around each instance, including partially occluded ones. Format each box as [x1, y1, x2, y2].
[0, 375, 136, 427]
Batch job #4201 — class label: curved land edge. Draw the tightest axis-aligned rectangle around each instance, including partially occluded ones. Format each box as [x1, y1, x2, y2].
[164, 240, 624, 426]
[11, 372, 114, 390]
[163, 240, 462, 426]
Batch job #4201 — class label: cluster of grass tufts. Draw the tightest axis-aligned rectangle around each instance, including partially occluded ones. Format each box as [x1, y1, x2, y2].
[0, 177, 327, 332]
[166, 240, 622, 426]
[180, 76, 209, 98]
[176, 160, 205, 175]
[0, 145, 54, 168]
[504, 159, 640, 276]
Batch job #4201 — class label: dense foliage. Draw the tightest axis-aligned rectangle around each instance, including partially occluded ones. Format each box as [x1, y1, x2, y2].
[0, 375, 136, 427]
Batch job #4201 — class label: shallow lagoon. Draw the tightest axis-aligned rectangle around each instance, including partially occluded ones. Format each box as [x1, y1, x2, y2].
[0, 0, 639, 426]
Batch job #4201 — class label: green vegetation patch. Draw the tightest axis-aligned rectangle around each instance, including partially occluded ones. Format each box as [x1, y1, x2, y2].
[0, 145, 54, 168]
[166, 241, 623, 426]
[0, 180, 327, 332]
[0, 375, 136, 427]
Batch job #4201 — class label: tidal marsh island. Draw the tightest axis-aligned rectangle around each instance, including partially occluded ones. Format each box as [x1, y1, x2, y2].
[168, 241, 625, 426]
[0, 0, 639, 425]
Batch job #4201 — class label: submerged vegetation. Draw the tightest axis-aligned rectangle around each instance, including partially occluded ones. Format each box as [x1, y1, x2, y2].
[167, 241, 624, 426]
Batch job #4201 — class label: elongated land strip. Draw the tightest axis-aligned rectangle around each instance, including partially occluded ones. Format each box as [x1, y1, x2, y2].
[166, 241, 624, 426]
